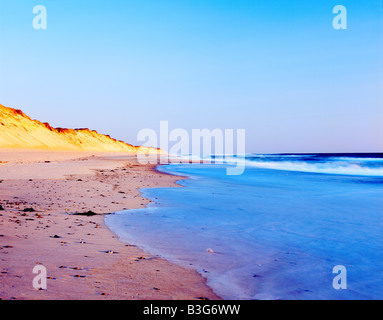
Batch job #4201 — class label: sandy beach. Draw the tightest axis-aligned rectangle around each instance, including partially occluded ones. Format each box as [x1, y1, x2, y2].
[0, 150, 220, 300]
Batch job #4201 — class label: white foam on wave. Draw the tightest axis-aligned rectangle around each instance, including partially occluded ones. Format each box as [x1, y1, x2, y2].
[175, 154, 383, 177]
[244, 160, 383, 177]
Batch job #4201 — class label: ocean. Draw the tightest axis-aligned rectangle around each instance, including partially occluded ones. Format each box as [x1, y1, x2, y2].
[105, 154, 383, 300]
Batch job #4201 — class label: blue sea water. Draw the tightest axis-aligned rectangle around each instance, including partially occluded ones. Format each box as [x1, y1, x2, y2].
[105, 154, 383, 300]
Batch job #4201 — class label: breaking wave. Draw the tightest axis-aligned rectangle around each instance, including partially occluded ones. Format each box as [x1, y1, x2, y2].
[177, 153, 383, 177]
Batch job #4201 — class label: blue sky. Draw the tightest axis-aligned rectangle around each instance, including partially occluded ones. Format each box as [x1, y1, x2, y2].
[0, 0, 382, 153]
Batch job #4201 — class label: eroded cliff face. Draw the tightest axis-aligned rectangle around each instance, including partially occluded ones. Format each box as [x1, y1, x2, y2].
[0, 104, 160, 153]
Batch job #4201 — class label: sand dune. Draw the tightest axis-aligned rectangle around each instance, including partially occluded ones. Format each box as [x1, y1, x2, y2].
[0, 104, 220, 300]
[0, 104, 158, 153]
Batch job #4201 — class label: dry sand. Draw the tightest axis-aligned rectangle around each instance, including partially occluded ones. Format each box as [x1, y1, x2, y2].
[0, 150, 220, 300]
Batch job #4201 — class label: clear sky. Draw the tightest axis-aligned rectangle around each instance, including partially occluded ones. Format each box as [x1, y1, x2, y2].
[0, 0, 382, 153]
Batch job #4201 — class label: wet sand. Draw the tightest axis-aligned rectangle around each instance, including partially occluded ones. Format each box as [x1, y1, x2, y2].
[0, 150, 220, 300]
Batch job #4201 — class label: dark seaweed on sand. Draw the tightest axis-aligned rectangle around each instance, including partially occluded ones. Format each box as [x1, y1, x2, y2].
[72, 210, 99, 216]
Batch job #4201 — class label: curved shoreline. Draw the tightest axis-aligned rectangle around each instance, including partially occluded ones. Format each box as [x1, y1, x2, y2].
[0, 151, 221, 300]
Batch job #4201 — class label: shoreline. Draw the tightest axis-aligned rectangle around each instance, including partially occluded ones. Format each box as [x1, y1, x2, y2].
[0, 150, 221, 300]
